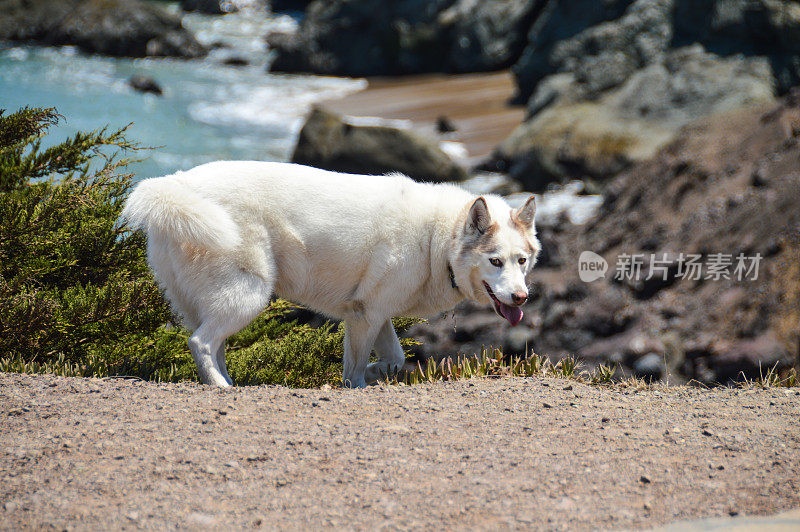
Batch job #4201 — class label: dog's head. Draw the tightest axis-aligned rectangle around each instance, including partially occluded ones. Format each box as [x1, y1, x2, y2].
[451, 195, 540, 326]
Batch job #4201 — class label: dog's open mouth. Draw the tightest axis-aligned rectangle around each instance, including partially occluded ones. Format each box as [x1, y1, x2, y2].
[483, 281, 523, 327]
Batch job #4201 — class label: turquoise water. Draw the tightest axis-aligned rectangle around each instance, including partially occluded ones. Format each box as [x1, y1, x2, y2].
[0, 6, 365, 180]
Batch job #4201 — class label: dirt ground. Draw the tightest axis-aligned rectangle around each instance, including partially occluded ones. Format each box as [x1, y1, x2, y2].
[1, 373, 799, 531]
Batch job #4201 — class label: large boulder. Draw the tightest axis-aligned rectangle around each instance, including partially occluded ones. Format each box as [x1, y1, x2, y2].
[268, 0, 544, 76]
[438, 0, 547, 73]
[0, 0, 207, 58]
[672, 0, 800, 93]
[511, 0, 636, 103]
[292, 107, 468, 182]
[492, 45, 775, 190]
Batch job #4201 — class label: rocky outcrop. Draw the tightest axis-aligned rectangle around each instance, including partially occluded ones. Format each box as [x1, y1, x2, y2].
[0, 0, 207, 58]
[268, 0, 544, 76]
[292, 107, 467, 182]
[512, 0, 800, 103]
[492, 0, 800, 190]
[409, 95, 800, 384]
[492, 45, 775, 190]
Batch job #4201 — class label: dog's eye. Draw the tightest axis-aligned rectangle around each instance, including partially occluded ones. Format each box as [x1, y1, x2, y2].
[518, 257, 527, 265]
[489, 258, 503, 267]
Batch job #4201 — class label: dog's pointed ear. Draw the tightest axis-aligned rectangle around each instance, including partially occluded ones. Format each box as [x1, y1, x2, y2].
[515, 195, 536, 229]
[467, 197, 491, 234]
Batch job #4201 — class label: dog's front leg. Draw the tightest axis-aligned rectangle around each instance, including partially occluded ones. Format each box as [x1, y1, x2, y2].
[342, 318, 381, 388]
[365, 319, 406, 383]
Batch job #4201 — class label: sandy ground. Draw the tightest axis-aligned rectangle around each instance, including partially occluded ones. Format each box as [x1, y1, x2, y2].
[1, 372, 799, 530]
[320, 71, 525, 166]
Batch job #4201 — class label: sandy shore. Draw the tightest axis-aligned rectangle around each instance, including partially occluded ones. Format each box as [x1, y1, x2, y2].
[320, 71, 525, 166]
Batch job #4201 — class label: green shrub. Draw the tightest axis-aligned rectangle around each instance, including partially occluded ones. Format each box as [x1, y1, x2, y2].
[0, 106, 187, 380]
[0, 107, 419, 386]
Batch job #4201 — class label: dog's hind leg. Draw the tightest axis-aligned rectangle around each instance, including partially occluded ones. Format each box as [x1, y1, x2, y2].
[187, 262, 273, 388]
[215, 344, 232, 386]
[342, 317, 382, 388]
[365, 319, 405, 383]
[188, 323, 232, 387]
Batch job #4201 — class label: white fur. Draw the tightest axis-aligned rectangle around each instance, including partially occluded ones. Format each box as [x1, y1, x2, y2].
[120, 161, 540, 387]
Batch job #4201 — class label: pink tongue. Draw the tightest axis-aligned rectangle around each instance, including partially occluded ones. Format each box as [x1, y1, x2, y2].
[498, 302, 523, 327]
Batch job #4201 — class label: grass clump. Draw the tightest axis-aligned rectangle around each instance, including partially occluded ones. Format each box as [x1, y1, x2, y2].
[392, 348, 619, 386]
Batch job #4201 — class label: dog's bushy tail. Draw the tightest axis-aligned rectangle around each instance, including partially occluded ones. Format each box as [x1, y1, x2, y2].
[120, 177, 241, 252]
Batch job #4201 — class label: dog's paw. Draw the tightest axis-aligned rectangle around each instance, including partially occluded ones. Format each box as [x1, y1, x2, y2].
[341, 377, 368, 389]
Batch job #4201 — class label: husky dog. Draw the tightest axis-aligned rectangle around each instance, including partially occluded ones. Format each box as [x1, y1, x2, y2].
[121, 162, 540, 388]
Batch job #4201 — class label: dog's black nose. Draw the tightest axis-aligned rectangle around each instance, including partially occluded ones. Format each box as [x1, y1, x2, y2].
[512, 292, 528, 306]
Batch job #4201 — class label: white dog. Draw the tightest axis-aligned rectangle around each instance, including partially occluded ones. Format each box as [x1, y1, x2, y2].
[121, 162, 540, 387]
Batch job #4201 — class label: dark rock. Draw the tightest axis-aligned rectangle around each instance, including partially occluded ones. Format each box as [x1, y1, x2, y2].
[436, 116, 457, 134]
[129, 75, 163, 96]
[671, 0, 800, 94]
[181, 0, 238, 14]
[512, 0, 635, 103]
[268, 0, 454, 76]
[268, 0, 544, 76]
[270, 0, 310, 12]
[633, 353, 663, 380]
[0, 0, 207, 58]
[711, 331, 790, 383]
[571, 290, 634, 337]
[222, 56, 249, 66]
[291, 107, 467, 182]
[439, 0, 547, 74]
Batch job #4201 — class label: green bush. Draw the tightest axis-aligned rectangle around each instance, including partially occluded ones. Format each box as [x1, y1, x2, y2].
[0, 107, 420, 387]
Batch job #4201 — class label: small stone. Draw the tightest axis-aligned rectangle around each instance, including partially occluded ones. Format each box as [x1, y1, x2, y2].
[222, 56, 249, 67]
[640, 475, 651, 484]
[436, 115, 457, 133]
[542, 402, 553, 409]
[702, 429, 714, 437]
[601, 417, 610, 423]
[187, 512, 216, 527]
[128, 75, 163, 96]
